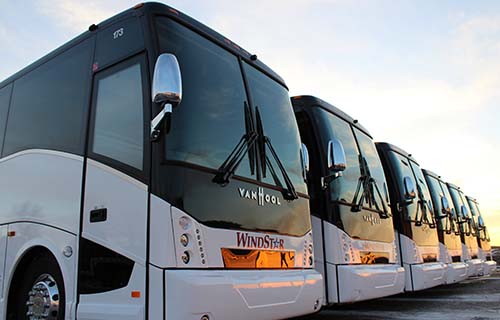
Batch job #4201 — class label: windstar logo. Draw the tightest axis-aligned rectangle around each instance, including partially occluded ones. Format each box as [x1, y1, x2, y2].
[238, 187, 281, 206]
[236, 232, 285, 250]
[363, 213, 381, 225]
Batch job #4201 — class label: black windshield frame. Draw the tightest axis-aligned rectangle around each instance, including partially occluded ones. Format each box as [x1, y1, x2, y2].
[155, 17, 307, 195]
[151, 16, 311, 237]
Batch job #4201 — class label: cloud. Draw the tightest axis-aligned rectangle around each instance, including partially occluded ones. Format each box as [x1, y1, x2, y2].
[34, 0, 128, 35]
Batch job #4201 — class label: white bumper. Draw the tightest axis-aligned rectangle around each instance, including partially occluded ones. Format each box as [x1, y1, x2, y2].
[483, 260, 497, 276]
[466, 258, 484, 277]
[445, 262, 468, 284]
[164, 269, 323, 320]
[406, 262, 447, 291]
[337, 264, 405, 303]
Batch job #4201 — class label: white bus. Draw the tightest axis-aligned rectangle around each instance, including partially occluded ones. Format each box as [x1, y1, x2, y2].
[376, 143, 447, 291]
[0, 3, 322, 320]
[465, 196, 497, 275]
[423, 169, 469, 284]
[446, 183, 483, 277]
[292, 96, 405, 305]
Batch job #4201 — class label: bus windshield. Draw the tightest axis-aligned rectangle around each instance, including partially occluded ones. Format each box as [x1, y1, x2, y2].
[155, 17, 309, 236]
[388, 152, 438, 246]
[313, 108, 394, 243]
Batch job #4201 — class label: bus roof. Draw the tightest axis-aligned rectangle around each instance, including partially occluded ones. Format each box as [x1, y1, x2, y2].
[376, 142, 421, 167]
[0, 2, 286, 89]
[446, 181, 461, 191]
[291, 95, 372, 138]
[422, 168, 441, 180]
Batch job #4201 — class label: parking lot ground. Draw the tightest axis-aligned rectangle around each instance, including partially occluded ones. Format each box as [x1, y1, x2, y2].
[295, 269, 500, 320]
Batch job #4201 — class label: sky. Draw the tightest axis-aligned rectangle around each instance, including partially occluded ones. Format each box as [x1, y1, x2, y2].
[1, 0, 499, 245]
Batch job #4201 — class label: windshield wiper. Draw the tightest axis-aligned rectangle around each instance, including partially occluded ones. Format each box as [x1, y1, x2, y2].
[255, 107, 298, 201]
[413, 183, 436, 228]
[213, 102, 257, 186]
[351, 155, 390, 218]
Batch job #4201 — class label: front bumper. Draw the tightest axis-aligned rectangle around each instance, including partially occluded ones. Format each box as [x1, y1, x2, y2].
[483, 260, 497, 276]
[164, 269, 323, 320]
[406, 262, 447, 291]
[336, 264, 405, 303]
[466, 258, 484, 277]
[445, 262, 468, 284]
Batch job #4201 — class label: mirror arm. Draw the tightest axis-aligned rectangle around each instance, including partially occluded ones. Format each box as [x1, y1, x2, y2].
[151, 103, 173, 140]
[321, 172, 342, 190]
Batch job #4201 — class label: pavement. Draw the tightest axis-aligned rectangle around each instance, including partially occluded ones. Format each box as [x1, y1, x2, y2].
[294, 269, 500, 320]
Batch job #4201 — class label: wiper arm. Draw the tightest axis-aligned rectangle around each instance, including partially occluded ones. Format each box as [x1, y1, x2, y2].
[255, 107, 298, 201]
[213, 102, 257, 186]
[351, 155, 390, 218]
[414, 184, 436, 228]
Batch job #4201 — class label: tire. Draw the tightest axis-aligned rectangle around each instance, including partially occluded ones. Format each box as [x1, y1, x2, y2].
[11, 254, 65, 320]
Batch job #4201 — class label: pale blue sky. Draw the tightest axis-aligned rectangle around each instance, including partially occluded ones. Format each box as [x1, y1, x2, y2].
[1, 0, 499, 243]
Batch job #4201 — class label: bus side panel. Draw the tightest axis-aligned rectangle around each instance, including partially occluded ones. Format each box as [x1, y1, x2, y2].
[0, 226, 6, 316]
[0, 150, 83, 232]
[3, 223, 78, 319]
[77, 264, 146, 320]
[78, 159, 147, 319]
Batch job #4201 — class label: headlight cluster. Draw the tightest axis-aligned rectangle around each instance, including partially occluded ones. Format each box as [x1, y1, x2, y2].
[303, 232, 314, 267]
[176, 215, 206, 266]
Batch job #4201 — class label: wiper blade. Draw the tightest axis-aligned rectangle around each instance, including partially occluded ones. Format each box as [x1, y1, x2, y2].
[255, 107, 298, 201]
[213, 102, 257, 186]
[413, 183, 436, 228]
[351, 155, 390, 218]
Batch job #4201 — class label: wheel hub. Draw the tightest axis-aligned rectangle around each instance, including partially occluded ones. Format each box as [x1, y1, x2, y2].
[26, 274, 60, 319]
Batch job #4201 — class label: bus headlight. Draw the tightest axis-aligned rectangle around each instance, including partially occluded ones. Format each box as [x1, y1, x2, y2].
[180, 234, 189, 247]
[181, 251, 191, 264]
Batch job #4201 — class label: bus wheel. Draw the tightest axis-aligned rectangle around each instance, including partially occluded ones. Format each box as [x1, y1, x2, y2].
[14, 255, 65, 320]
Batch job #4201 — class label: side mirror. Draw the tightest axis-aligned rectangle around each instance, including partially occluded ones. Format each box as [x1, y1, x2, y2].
[440, 196, 451, 214]
[151, 53, 182, 139]
[327, 138, 346, 172]
[403, 176, 416, 202]
[460, 205, 470, 220]
[301, 143, 310, 182]
[321, 138, 346, 189]
[478, 216, 485, 230]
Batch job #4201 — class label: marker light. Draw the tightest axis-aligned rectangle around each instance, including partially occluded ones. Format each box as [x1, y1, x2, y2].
[180, 234, 189, 247]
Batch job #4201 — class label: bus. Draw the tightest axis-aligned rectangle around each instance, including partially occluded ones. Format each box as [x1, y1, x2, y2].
[465, 196, 497, 275]
[0, 3, 323, 320]
[292, 96, 404, 305]
[446, 183, 483, 277]
[376, 143, 447, 291]
[422, 169, 468, 284]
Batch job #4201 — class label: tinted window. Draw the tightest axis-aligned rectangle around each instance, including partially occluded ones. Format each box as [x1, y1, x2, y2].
[243, 62, 306, 193]
[0, 84, 12, 153]
[425, 174, 447, 230]
[354, 128, 390, 212]
[4, 40, 92, 156]
[92, 63, 144, 170]
[409, 161, 434, 220]
[389, 152, 418, 219]
[389, 152, 438, 245]
[157, 18, 252, 178]
[314, 108, 360, 203]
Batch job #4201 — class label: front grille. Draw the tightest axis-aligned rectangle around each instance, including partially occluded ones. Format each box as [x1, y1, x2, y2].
[451, 256, 461, 263]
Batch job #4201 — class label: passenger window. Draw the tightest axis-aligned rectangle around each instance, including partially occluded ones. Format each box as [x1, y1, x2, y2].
[0, 84, 12, 153]
[3, 40, 93, 156]
[92, 63, 144, 170]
